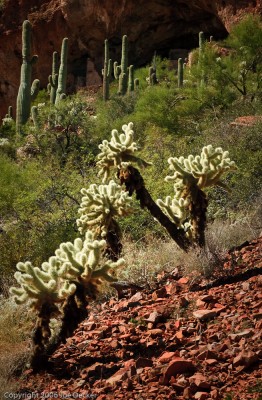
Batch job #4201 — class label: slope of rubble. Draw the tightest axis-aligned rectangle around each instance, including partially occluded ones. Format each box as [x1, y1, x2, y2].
[18, 237, 262, 400]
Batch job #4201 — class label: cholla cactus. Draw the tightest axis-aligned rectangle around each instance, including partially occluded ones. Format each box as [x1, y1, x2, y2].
[55, 231, 125, 286]
[157, 145, 237, 245]
[76, 180, 133, 237]
[165, 145, 237, 190]
[9, 258, 76, 310]
[157, 195, 191, 228]
[97, 122, 151, 182]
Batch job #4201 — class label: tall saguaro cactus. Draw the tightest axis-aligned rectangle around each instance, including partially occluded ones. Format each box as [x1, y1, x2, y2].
[55, 37, 68, 105]
[102, 39, 112, 101]
[118, 35, 128, 95]
[177, 58, 184, 88]
[48, 51, 59, 105]
[16, 20, 39, 135]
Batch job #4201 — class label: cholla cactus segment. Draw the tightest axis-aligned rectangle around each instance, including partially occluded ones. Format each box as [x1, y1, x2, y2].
[165, 145, 237, 190]
[97, 122, 151, 182]
[76, 180, 133, 236]
[55, 231, 125, 285]
[157, 195, 191, 227]
[9, 259, 76, 310]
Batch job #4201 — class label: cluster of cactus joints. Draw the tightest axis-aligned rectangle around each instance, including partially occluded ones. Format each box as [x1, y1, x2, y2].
[16, 20, 39, 135]
[9, 258, 76, 369]
[177, 58, 184, 88]
[55, 37, 68, 105]
[76, 180, 133, 260]
[55, 231, 125, 341]
[9, 228, 125, 369]
[157, 145, 237, 246]
[48, 51, 59, 104]
[97, 122, 151, 183]
[102, 39, 113, 101]
[165, 145, 237, 190]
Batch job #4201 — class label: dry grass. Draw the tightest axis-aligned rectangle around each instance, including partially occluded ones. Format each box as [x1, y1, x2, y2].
[117, 205, 261, 286]
[0, 280, 33, 398]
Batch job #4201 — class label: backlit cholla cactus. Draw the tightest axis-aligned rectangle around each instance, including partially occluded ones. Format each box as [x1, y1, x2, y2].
[157, 195, 191, 228]
[76, 180, 133, 237]
[55, 230, 125, 287]
[157, 145, 237, 240]
[9, 257, 76, 310]
[165, 145, 237, 190]
[97, 122, 151, 182]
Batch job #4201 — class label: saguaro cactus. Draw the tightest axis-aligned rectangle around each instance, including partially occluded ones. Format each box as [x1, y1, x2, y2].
[55, 38, 68, 105]
[16, 20, 39, 134]
[102, 39, 112, 101]
[177, 58, 184, 88]
[48, 51, 59, 105]
[118, 35, 128, 95]
[128, 65, 135, 93]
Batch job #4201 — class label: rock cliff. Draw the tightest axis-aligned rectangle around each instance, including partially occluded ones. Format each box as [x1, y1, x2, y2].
[0, 0, 261, 119]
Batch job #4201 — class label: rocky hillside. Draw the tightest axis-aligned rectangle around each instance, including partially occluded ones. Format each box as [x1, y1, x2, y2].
[18, 237, 262, 400]
[0, 0, 262, 118]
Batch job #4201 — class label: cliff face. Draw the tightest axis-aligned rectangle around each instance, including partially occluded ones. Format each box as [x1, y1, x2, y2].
[0, 0, 261, 118]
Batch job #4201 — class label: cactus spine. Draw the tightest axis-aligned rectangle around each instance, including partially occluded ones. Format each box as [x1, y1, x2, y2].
[177, 58, 184, 88]
[16, 20, 39, 134]
[48, 51, 59, 105]
[102, 39, 112, 101]
[55, 38, 68, 105]
[118, 35, 128, 95]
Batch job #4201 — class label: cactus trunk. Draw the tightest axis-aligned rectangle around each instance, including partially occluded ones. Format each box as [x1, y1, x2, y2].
[118, 35, 128, 95]
[49, 51, 59, 105]
[178, 58, 184, 88]
[16, 20, 38, 135]
[55, 38, 68, 105]
[102, 39, 112, 101]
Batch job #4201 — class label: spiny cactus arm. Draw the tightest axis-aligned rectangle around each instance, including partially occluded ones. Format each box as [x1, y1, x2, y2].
[114, 61, 121, 79]
[55, 240, 85, 278]
[31, 79, 40, 101]
[165, 146, 237, 190]
[76, 180, 133, 237]
[9, 260, 75, 309]
[156, 195, 190, 226]
[91, 258, 125, 282]
[97, 123, 151, 182]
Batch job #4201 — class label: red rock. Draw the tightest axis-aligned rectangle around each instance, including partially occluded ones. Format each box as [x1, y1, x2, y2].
[147, 329, 163, 337]
[197, 350, 217, 360]
[165, 281, 179, 295]
[204, 358, 217, 366]
[233, 350, 259, 368]
[135, 357, 153, 369]
[145, 311, 160, 324]
[163, 358, 195, 383]
[229, 329, 254, 341]
[152, 287, 168, 299]
[178, 277, 189, 284]
[193, 309, 218, 320]
[194, 392, 210, 400]
[189, 373, 211, 389]
[158, 351, 176, 364]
